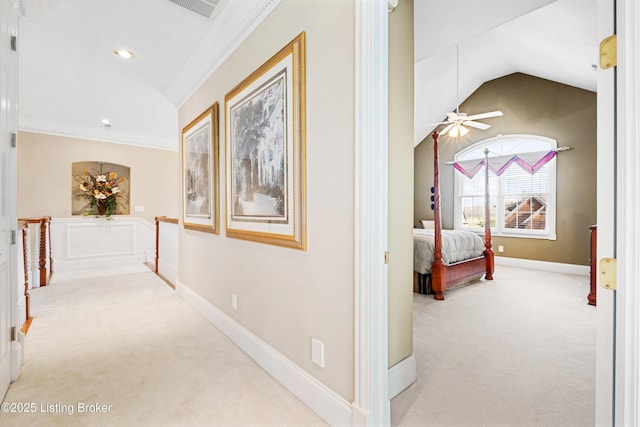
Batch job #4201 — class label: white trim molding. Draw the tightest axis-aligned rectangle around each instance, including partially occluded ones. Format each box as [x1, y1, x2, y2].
[494, 256, 590, 276]
[167, 0, 282, 108]
[352, 0, 391, 426]
[616, 0, 640, 424]
[19, 120, 178, 152]
[176, 280, 352, 426]
[353, 0, 390, 425]
[388, 354, 416, 399]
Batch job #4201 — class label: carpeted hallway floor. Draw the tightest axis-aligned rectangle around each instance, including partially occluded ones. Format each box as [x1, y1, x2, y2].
[0, 266, 327, 427]
[391, 265, 596, 427]
[1, 265, 596, 426]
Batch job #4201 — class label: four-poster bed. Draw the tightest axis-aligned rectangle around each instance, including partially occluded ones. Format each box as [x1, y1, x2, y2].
[415, 130, 494, 300]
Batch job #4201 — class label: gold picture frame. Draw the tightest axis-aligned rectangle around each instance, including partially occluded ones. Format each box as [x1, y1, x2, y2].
[182, 103, 219, 234]
[224, 32, 306, 250]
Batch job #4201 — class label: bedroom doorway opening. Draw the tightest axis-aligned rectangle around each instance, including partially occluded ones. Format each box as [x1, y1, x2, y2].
[392, 1, 615, 424]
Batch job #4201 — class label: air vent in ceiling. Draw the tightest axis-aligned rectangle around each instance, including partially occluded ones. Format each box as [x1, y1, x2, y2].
[168, 0, 221, 19]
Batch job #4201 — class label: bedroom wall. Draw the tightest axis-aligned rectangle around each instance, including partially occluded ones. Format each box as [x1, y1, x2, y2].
[388, 0, 414, 368]
[178, 0, 355, 401]
[17, 131, 180, 223]
[414, 73, 597, 266]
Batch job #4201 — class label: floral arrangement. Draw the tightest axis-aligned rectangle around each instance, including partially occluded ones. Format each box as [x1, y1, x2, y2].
[74, 168, 127, 218]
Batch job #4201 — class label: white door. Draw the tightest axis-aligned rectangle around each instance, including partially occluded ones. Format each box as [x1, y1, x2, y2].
[0, 0, 19, 400]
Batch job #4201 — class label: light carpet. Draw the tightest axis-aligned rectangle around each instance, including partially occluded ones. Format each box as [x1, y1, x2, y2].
[391, 266, 596, 427]
[1, 267, 326, 427]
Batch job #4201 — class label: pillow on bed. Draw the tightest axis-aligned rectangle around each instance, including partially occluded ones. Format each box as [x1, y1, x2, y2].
[420, 220, 435, 229]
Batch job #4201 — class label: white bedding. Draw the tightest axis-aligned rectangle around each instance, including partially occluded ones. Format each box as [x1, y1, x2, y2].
[413, 228, 485, 274]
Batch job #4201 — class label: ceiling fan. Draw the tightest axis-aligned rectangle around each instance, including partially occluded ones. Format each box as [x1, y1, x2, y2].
[438, 110, 504, 137]
[431, 44, 503, 138]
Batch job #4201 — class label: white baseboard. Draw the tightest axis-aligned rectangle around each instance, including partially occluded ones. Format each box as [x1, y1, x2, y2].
[176, 280, 353, 426]
[495, 256, 589, 276]
[158, 261, 178, 287]
[388, 354, 416, 399]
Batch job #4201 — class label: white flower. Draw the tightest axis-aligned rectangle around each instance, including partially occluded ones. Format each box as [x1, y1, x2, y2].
[96, 175, 107, 182]
[95, 193, 107, 200]
[111, 187, 120, 194]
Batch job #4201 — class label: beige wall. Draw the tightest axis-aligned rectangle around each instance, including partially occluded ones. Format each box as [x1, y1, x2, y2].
[17, 132, 180, 223]
[388, 0, 414, 368]
[178, 0, 355, 400]
[415, 73, 597, 265]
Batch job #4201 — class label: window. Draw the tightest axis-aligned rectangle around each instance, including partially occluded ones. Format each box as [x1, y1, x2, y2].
[454, 135, 557, 240]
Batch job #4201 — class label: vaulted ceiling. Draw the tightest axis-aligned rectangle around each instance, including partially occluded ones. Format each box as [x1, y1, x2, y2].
[17, 0, 280, 150]
[16, 0, 596, 151]
[414, 0, 597, 145]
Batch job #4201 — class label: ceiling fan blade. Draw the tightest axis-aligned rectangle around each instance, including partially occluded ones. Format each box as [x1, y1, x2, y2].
[445, 112, 459, 121]
[440, 123, 455, 135]
[464, 120, 491, 130]
[421, 121, 450, 128]
[464, 110, 503, 121]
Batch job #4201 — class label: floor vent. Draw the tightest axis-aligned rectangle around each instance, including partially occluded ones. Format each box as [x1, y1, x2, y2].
[168, 0, 220, 19]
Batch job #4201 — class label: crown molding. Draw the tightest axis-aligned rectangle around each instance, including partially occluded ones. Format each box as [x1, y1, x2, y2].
[164, 0, 282, 108]
[19, 118, 178, 152]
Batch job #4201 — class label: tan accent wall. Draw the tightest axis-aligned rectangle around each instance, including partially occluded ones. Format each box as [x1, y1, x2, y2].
[415, 73, 597, 266]
[388, 0, 414, 368]
[17, 132, 180, 223]
[178, 0, 355, 400]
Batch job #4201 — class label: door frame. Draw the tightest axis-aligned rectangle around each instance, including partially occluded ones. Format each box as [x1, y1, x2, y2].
[613, 0, 640, 424]
[353, 0, 390, 425]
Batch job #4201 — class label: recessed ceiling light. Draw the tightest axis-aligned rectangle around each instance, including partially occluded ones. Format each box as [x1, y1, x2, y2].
[114, 49, 135, 59]
[101, 118, 111, 128]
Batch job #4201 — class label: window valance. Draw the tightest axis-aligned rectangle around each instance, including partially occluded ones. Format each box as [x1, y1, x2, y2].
[450, 147, 571, 179]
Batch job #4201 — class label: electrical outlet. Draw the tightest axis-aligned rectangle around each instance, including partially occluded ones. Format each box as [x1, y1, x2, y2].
[498, 245, 504, 253]
[232, 293, 238, 310]
[311, 338, 325, 368]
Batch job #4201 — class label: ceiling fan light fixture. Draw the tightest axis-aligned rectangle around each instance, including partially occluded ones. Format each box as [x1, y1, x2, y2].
[114, 49, 135, 59]
[458, 125, 469, 136]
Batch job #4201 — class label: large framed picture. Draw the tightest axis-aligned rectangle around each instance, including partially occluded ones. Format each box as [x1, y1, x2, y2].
[225, 32, 306, 250]
[182, 103, 219, 233]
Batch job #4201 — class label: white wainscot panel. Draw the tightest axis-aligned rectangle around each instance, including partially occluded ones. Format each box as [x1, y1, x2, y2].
[52, 217, 154, 271]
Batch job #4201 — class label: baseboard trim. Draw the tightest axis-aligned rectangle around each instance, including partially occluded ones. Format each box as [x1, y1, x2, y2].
[495, 256, 589, 276]
[388, 354, 416, 399]
[176, 279, 353, 426]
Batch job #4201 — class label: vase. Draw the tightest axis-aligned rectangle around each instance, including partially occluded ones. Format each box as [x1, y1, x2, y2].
[97, 200, 107, 215]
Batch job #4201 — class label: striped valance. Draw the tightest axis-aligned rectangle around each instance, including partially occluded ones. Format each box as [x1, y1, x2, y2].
[451, 147, 570, 179]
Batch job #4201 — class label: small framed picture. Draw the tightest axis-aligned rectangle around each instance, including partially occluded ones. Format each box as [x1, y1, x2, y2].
[182, 103, 219, 233]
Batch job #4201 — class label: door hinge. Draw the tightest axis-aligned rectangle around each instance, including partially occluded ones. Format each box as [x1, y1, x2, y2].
[599, 258, 617, 291]
[384, 251, 389, 264]
[10, 230, 16, 245]
[599, 34, 617, 69]
[10, 35, 16, 52]
[10, 132, 16, 148]
[11, 326, 17, 341]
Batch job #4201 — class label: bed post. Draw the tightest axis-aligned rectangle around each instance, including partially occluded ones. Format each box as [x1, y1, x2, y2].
[431, 131, 447, 300]
[483, 148, 494, 280]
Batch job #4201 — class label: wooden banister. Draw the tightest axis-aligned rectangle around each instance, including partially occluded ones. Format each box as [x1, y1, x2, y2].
[18, 220, 33, 334]
[19, 216, 53, 287]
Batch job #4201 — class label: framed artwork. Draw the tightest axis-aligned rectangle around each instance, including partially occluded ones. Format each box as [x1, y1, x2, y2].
[182, 102, 219, 233]
[225, 32, 306, 250]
